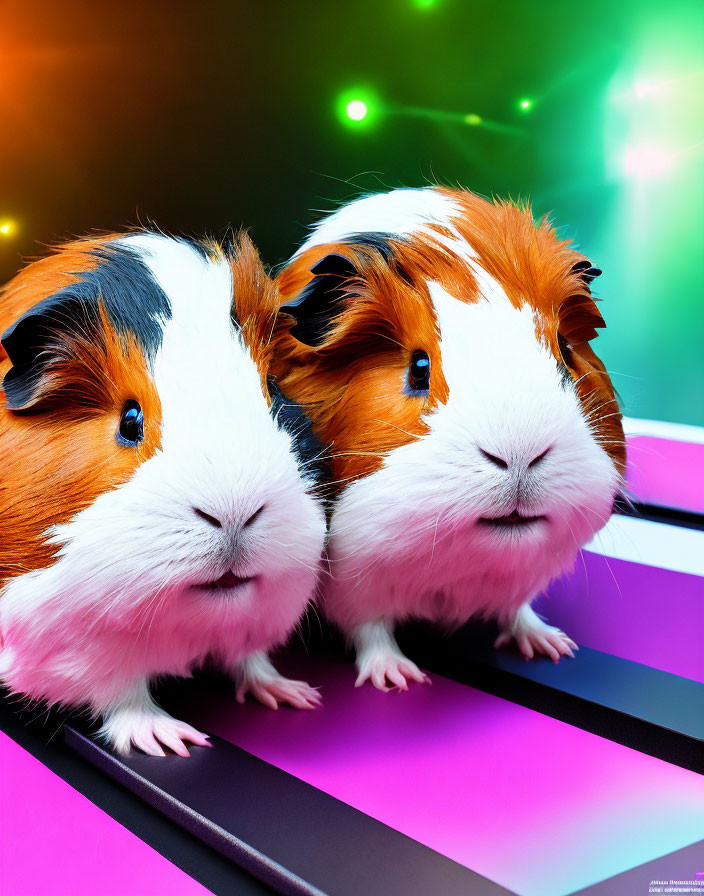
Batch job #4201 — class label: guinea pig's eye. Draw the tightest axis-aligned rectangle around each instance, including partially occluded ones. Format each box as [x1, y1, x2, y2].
[407, 350, 431, 393]
[117, 400, 144, 447]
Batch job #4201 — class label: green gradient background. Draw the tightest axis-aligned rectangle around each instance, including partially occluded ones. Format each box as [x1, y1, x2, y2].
[0, 0, 702, 425]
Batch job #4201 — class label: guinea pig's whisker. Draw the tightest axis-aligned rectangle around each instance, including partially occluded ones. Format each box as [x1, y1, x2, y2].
[328, 450, 384, 459]
[582, 396, 617, 418]
[134, 578, 174, 649]
[425, 513, 443, 571]
[602, 368, 644, 382]
[619, 440, 657, 455]
[571, 370, 602, 389]
[267, 538, 322, 576]
[585, 404, 622, 423]
[562, 506, 592, 581]
[368, 331, 407, 351]
[373, 419, 422, 440]
[585, 531, 626, 603]
[539, 507, 580, 578]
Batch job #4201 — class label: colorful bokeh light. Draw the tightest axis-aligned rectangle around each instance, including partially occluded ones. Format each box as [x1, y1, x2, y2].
[346, 100, 368, 122]
[336, 88, 379, 129]
[623, 144, 672, 178]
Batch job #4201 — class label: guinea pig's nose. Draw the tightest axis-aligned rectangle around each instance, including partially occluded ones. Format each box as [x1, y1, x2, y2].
[193, 505, 267, 530]
[528, 447, 551, 468]
[478, 446, 551, 471]
[478, 448, 509, 470]
[243, 505, 266, 528]
[193, 507, 222, 528]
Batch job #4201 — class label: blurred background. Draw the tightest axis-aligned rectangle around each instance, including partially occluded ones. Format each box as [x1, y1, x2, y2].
[0, 0, 702, 424]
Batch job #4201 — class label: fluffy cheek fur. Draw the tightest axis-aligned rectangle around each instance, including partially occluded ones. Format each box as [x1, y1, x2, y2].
[321, 289, 621, 633]
[0, 433, 325, 715]
[323, 414, 617, 632]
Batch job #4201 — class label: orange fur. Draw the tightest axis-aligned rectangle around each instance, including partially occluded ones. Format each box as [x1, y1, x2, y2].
[228, 233, 281, 397]
[0, 241, 161, 588]
[272, 191, 625, 487]
[273, 240, 457, 485]
[0, 235, 120, 351]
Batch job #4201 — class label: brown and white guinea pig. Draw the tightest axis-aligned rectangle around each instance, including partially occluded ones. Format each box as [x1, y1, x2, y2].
[0, 231, 327, 754]
[271, 187, 626, 691]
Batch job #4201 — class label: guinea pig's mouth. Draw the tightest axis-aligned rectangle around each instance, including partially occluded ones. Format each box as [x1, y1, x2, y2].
[478, 510, 547, 529]
[193, 571, 257, 592]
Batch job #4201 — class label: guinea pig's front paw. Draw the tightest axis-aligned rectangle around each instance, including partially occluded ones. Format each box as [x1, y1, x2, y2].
[101, 707, 211, 758]
[355, 651, 430, 692]
[236, 674, 322, 711]
[494, 604, 578, 664]
[234, 651, 321, 711]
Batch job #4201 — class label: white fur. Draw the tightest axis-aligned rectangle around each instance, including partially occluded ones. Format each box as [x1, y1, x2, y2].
[299, 189, 621, 686]
[296, 187, 461, 255]
[0, 236, 326, 752]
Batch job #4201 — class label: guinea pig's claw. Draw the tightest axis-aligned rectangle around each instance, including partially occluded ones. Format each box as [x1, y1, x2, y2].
[237, 676, 322, 711]
[495, 607, 579, 664]
[355, 654, 429, 692]
[105, 708, 210, 757]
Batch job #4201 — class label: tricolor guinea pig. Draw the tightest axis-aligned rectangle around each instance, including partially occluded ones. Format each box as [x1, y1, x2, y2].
[272, 187, 626, 690]
[0, 231, 326, 754]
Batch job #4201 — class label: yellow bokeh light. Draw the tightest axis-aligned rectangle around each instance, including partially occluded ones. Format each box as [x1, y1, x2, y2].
[0, 220, 17, 237]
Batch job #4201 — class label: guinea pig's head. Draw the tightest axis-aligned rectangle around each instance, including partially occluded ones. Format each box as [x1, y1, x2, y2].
[272, 187, 625, 582]
[0, 232, 325, 653]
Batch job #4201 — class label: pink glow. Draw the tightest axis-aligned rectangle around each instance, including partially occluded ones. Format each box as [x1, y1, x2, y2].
[0, 732, 211, 896]
[626, 435, 704, 513]
[623, 144, 671, 178]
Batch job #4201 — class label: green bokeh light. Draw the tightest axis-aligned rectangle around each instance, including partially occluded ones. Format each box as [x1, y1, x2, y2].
[464, 113, 483, 126]
[518, 98, 532, 112]
[336, 88, 380, 129]
[346, 100, 368, 121]
[411, 0, 439, 9]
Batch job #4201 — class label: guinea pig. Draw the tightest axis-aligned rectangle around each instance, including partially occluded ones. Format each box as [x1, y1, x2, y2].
[0, 231, 327, 754]
[271, 187, 626, 691]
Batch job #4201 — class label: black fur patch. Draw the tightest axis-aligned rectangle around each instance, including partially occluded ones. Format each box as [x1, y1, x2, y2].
[178, 235, 213, 262]
[220, 227, 239, 259]
[2, 295, 99, 410]
[279, 253, 358, 347]
[2, 241, 171, 410]
[85, 243, 172, 356]
[268, 378, 330, 492]
[346, 231, 414, 285]
[346, 231, 396, 264]
[281, 232, 414, 348]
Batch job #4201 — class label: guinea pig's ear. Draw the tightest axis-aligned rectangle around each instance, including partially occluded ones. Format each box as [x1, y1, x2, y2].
[562, 259, 605, 344]
[1, 293, 97, 411]
[571, 259, 602, 286]
[279, 253, 358, 347]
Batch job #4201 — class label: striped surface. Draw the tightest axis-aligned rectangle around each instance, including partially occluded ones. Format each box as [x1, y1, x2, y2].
[537, 515, 704, 682]
[0, 731, 213, 896]
[181, 656, 704, 896]
[624, 417, 704, 514]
